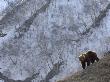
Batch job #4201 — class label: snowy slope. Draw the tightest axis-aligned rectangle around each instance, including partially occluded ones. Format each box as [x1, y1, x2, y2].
[0, 0, 110, 82]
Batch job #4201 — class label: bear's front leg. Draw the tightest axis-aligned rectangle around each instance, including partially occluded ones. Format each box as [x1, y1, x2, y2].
[81, 62, 86, 69]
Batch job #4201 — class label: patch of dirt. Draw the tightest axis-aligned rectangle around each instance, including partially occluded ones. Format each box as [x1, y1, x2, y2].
[57, 54, 110, 82]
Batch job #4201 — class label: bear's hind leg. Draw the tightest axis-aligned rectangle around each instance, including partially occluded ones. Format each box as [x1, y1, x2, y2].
[96, 57, 99, 62]
[91, 59, 95, 64]
[87, 61, 90, 66]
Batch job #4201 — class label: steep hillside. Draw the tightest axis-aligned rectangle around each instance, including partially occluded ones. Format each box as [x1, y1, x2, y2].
[0, 0, 110, 82]
[57, 53, 110, 82]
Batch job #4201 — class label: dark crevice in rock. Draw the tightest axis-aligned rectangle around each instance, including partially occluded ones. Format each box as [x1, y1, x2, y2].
[40, 61, 64, 82]
[81, 3, 110, 36]
[0, 0, 29, 27]
[0, 32, 7, 37]
[69, 3, 110, 44]
[14, 0, 51, 39]
[0, 72, 39, 82]
[65, 3, 110, 44]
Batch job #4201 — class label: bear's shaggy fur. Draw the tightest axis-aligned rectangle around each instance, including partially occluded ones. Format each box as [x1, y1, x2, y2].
[79, 51, 99, 69]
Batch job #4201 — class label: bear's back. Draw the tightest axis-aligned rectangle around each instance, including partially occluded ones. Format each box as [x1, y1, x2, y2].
[86, 51, 97, 58]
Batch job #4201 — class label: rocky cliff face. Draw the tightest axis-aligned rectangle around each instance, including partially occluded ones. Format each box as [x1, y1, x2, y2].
[0, 0, 110, 82]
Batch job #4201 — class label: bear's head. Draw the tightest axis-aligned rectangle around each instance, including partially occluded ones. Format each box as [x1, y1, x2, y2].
[79, 54, 86, 62]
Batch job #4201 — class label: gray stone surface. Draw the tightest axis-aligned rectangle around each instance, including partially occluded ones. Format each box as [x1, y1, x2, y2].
[0, 0, 110, 82]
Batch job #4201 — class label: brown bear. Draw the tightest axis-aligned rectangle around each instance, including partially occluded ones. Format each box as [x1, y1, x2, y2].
[79, 51, 99, 69]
